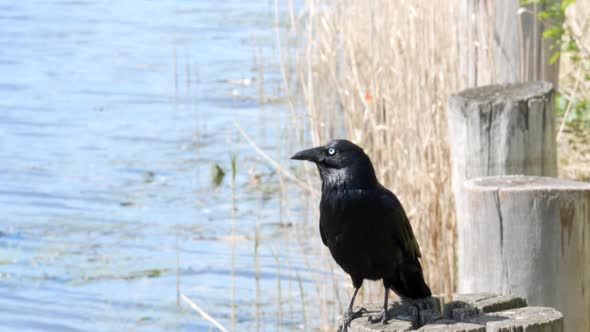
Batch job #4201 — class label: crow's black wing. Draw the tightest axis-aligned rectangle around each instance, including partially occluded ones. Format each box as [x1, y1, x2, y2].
[379, 188, 422, 259]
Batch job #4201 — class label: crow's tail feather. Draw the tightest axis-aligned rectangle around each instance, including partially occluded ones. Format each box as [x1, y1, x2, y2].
[385, 260, 431, 299]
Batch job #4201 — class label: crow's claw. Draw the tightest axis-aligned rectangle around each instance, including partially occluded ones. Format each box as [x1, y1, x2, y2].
[338, 308, 367, 332]
[368, 307, 389, 324]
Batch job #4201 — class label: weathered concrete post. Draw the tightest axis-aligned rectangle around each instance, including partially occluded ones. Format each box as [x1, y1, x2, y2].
[447, 81, 557, 209]
[447, 81, 557, 231]
[447, 82, 558, 303]
[462, 176, 590, 331]
[457, 1, 561, 88]
[347, 293, 563, 331]
[493, 1, 561, 88]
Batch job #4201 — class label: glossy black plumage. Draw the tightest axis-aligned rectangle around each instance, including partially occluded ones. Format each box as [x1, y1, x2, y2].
[291, 139, 431, 330]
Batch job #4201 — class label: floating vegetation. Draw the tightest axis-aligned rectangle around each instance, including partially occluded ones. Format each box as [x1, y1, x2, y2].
[211, 163, 226, 187]
[76, 268, 170, 284]
[143, 171, 156, 183]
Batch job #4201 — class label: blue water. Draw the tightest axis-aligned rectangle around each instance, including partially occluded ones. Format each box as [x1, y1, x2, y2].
[0, 1, 337, 331]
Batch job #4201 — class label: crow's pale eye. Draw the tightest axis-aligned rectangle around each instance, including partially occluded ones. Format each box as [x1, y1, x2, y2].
[328, 147, 336, 156]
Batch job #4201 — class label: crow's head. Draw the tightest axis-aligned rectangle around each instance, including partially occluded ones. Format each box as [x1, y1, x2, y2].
[290, 139, 378, 189]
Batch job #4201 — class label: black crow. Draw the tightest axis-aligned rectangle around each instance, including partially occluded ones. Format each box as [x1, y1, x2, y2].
[291, 139, 431, 331]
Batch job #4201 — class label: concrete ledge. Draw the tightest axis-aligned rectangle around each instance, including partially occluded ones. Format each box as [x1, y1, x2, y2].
[347, 293, 562, 332]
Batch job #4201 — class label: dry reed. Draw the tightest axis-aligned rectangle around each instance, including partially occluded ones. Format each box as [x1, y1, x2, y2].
[293, 0, 474, 300]
[263, 0, 590, 329]
[181, 294, 229, 332]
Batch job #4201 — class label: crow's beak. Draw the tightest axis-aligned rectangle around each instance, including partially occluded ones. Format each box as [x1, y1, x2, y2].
[290, 146, 323, 162]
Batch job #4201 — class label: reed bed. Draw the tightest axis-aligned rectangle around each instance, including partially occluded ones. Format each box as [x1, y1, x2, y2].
[262, 0, 590, 329]
[291, 0, 479, 300]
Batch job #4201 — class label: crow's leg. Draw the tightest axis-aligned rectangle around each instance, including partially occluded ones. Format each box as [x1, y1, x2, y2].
[368, 287, 389, 324]
[337, 286, 366, 332]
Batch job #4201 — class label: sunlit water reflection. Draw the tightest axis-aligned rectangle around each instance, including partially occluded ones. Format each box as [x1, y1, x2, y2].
[0, 1, 340, 331]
